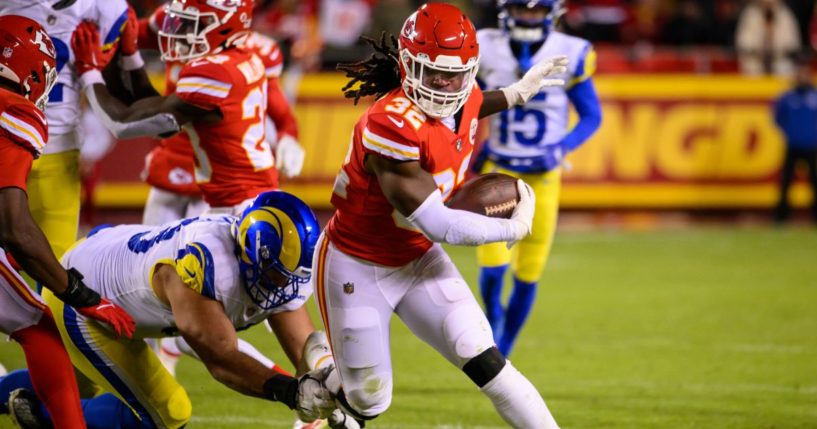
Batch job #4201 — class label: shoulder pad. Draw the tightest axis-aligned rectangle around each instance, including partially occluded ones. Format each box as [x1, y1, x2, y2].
[362, 111, 423, 162]
[0, 100, 48, 157]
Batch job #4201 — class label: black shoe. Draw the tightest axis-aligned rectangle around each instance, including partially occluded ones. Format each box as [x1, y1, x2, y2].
[8, 388, 52, 429]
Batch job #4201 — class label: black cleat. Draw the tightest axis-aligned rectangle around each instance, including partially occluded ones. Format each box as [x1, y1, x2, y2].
[8, 388, 52, 429]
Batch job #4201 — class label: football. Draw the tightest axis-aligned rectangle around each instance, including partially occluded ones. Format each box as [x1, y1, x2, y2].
[447, 173, 519, 218]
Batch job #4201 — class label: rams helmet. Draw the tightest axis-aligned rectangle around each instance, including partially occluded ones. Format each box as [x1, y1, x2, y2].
[498, 0, 566, 43]
[234, 191, 320, 309]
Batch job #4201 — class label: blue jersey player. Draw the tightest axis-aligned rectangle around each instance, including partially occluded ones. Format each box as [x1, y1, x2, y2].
[474, 0, 602, 356]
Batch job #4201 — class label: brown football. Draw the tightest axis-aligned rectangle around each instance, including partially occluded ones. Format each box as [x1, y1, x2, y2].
[447, 173, 519, 219]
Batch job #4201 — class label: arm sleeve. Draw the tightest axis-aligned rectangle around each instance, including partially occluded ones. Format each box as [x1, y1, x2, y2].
[96, 0, 129, 52]
[406, 190, 523, 246]
[174, 242, 217, 300]
[82, 71, 180, 139]
[361, 113, 422, 162]
[562, 78, 602, 152]
[267, 78, 298, 139]
[175, 62, 233, 111]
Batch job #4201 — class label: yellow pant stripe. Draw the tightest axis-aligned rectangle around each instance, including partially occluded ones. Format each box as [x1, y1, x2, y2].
[43, 290, 192, 429]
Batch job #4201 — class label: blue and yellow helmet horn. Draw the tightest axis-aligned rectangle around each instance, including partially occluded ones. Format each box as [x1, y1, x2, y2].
[233, 191, 320, 310]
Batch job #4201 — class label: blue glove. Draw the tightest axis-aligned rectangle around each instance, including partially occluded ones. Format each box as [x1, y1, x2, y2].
[540, 143, 566, 172]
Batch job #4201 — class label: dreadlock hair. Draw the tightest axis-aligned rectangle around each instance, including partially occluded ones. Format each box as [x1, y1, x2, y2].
[337, 32, 401, 105]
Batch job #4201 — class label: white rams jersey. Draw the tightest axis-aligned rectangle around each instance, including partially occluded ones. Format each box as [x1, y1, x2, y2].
[0, 0, 128, 152]
[477, 29, 594, 160]
[61, 216, 311, 338]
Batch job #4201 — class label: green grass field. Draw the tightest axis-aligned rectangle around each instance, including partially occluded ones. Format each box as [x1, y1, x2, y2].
[1, 227, 816, 428]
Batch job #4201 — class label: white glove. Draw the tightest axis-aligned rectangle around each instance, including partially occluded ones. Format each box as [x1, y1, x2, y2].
[507, 179, 536, 249]
[275, 134, 306, 178]
[501, 55, 569, 107]
[327, 409, 362, 429]
[295, 366, 337, 422]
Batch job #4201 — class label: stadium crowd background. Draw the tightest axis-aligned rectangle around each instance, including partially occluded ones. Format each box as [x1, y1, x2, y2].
[80, 0, 817, 227]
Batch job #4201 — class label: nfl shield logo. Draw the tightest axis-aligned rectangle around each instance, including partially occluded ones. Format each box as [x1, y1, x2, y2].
[2, 48, 11, 58]
[455, 139, 462, 152]
[343, 282, 355, 294]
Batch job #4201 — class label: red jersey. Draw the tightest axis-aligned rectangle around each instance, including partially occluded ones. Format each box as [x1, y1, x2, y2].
[140, 11, 297, 199]
[326, 86, 484, 266]
[0, 90, 48, 192]
[174, 47, 278, 207]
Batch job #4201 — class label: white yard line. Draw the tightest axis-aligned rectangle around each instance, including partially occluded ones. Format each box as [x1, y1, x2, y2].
[190, 415, 506, 429]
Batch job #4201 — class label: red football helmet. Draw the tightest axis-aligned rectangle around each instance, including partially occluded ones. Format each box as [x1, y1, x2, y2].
[158, 0, 253, 62]
[0, 15, 57, 111]
[398, 3, 480, 118]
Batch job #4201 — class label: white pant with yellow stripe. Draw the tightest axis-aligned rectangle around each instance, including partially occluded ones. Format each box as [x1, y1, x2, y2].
[313, 233, 495, 417]
[0, 248, 47, 334]
[476, 160, 562, 282]
[42, 288, 192, 429]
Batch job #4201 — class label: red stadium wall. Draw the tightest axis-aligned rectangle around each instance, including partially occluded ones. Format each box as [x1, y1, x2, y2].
[93, 73, 814, 210]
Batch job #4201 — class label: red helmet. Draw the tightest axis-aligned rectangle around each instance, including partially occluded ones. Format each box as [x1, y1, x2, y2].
[398, 3, 480, 118]
[158, 0, 253, 62]
[0, 15, 57, 111]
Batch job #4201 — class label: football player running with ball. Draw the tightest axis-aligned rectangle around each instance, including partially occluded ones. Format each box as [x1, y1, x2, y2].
[317, 3, 567, 428]
[0, 15, 134, 428]
[474, 0, 602, 357]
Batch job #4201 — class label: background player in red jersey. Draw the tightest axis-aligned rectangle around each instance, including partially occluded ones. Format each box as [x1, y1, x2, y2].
[136, 5, 304, 226]
[0, 15, 134, 428]
[315, 3, 568, 428]
[71, 0, 283, 215]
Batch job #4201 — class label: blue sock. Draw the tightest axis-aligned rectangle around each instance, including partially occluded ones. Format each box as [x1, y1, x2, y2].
[38, 393, 142, 429]
[498, 277, 538, 357]
[0, 369, 35, 413]
[479, 265, 508, 339]
[82, 393, 144, 429]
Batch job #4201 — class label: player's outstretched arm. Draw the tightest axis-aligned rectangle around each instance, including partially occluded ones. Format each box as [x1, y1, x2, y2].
[0, 187, 72, 295]
[157, 263, 277, 396]
[478, 55, 569, 119]
[0, 187, 135, 338]
[366, 155, 535, 246]
[71, 22, 219, 139]
[266, 307, 315, 374]
[156, 264, 337, 420]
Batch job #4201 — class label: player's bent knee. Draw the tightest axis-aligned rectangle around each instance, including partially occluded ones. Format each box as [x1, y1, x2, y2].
[347, 372, 392, 417]
[338, 384, 390, 420]
[442, 305, 495, 364]
[463, 347, 506, 388]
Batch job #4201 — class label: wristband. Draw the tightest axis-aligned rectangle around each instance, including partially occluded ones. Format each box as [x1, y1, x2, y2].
[262, 374, 298, 409]
[120, 52, 144, 71]
[57, 268, 102, 308]
[78, 70, 104, 90]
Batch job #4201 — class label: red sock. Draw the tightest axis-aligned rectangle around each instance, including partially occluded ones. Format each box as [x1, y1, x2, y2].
[11, 313, 86, 429]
